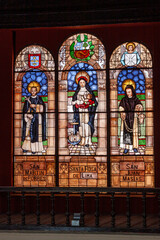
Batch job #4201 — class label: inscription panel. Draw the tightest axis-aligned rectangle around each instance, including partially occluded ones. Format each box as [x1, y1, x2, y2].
[120, 162, 145, 171]
[59, 156, 107, 187]
[120, 176, 145, 182]
[14, 156, 55, 187]
[81, 173, 98, 179]
[111, 156, 154, 188]
[69, 165, 97, 173]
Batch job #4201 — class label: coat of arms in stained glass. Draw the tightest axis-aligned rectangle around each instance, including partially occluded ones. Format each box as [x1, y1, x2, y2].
[70, 34, 95, 62]
[28, 54, 41, 68]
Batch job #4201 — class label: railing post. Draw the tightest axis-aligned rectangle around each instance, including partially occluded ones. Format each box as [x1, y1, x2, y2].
[142, 192, 146, 228]
[111, 192, 115, 228]
[80, 192, 85, 227]
[65, 192, 70, 226]
[126, 192, 131, 229]
[95, 192, 99, 227]
[7, 192, 11, 225]
[51, 193, 55, 226]
[21, 192, 25, 225]
[36, 192, 40, 226]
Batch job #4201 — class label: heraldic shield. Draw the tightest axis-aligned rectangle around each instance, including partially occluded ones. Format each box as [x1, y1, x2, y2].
[28, 54, 41, 68]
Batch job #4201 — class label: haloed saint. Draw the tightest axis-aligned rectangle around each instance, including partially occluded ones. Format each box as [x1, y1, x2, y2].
[119, 82, 145, 154]
[22, 81, 46, 154]
[68, 72, 98, 150]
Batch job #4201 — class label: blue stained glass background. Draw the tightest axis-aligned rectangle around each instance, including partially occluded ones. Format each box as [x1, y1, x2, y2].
[22, 70, 48, 96]
[67, 63, 98, 91]
[118, 68, 145, 94]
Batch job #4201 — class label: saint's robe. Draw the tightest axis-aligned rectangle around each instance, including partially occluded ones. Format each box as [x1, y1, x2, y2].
[119, 91, 142, 149]
[22, 96, 46, 145]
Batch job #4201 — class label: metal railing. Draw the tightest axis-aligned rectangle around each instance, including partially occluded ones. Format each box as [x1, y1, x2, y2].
[0, 187, 159, 232]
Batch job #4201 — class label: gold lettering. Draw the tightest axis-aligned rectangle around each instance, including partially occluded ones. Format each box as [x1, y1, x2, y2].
[122, 176, 144, 182]
[126, 164, 138, 170]
[69, 166, 97, 173]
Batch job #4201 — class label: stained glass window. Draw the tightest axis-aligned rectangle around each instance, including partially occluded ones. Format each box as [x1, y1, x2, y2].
[14, 45, 55, 187]
[58, 33, 107, 187]
[13, 40, 154, 189]
[110, 42, 154, 188]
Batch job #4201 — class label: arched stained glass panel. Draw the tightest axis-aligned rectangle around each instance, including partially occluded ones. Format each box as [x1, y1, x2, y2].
[58, 33, 107, 187]
[110, 42, 154, 188]
[14, 45, 55, 187]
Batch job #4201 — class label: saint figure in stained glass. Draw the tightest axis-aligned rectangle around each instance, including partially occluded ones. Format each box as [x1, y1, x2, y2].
[120, 42, 141, 67]
[22, 81, 46, 154]
[70, 72, 98, 147]
[119, 84, 145, 154]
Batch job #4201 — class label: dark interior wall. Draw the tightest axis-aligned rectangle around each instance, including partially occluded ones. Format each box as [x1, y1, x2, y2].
[0, 30, 13, 186]
[0, 22, 159, 186]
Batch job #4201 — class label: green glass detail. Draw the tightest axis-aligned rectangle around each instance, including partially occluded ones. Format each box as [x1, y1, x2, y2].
[21, 141, 48, 146]
[93, 91, 98, 97]
[22, 96, 48, 102]
[22, 97, 25, 102]
[68, 92, 75, 97]
[118, 94, 145, 101]
[118, 95, 124, 101]
[70, 42, 75, 59]
[92, 137, 98, 143]
[137, 95, 145, 100]
[139, 139, 146, 145]
[118, 139, 146, 146]
[43, 140, 48, 146]
[42, 96, 48, 102]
